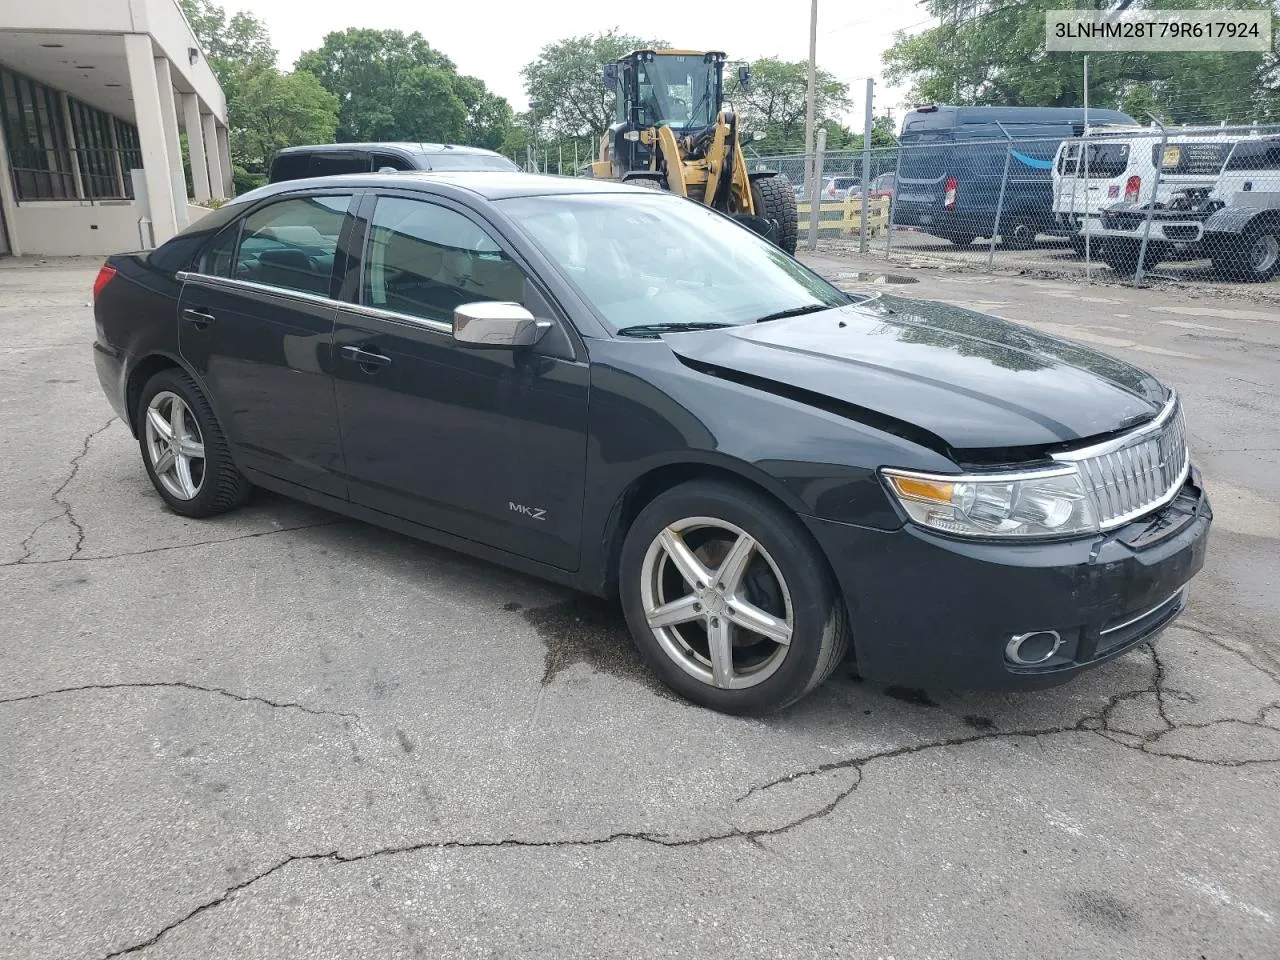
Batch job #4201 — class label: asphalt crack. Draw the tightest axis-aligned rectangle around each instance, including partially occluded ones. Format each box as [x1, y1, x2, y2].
[1, 520, 351, 568]
[0, 681, 357, 720]
[740, 641, 1280, 805]
[15, 416, 117, 563]
[99, 768, 863, 958]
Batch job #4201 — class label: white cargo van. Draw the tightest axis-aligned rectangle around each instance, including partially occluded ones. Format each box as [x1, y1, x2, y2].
[1052, 130, 1243, 249]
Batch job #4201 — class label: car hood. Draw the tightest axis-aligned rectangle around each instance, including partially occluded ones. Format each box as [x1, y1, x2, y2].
[664, 294, 1167, 453]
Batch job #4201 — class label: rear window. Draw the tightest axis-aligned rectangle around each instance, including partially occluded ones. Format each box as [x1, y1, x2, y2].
[1058, 142, 1130, 178]
[1225, 139, 1280, 172]
[1154, 142, 1231, 176]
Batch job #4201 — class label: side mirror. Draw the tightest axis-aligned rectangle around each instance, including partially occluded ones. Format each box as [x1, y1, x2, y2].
[452, 301, 550, 349]
[602, 63, 618, 88]
[737, 64, 752, 92]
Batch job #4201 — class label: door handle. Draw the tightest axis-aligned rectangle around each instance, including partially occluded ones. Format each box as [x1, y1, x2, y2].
[340, 344, 392, 369]
[182, 307, 216, 327]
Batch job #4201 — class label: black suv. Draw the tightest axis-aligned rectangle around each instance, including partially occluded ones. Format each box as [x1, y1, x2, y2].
[268, 142, 518, 183]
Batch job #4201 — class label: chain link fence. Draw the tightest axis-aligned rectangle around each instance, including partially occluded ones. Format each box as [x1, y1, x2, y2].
[754, 123, 1280, 285]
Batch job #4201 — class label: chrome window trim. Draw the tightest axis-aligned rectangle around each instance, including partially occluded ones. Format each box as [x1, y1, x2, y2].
[1051, 392, 1179, 463]
[177, 270, 457, 336]
[176, 271, 338, 308]
[339, 301, 453, 335]
[1100, 587, 1186, 636]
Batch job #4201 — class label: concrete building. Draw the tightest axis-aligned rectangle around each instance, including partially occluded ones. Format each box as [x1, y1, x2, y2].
[0, 0, 230, 257]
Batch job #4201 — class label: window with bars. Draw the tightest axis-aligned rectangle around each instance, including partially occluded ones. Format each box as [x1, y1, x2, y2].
[0, 65, 142, 201]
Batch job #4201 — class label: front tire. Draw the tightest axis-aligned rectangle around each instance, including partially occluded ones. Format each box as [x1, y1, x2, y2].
[136, 368, 250, 518]
[618, 480, 848, 714]
[751, 175, 799, 255]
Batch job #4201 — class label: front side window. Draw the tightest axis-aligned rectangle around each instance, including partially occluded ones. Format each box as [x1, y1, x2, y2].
[235, 194, 351, 296]
[501, 193, 846, 334]
[363, 196, 529, 324]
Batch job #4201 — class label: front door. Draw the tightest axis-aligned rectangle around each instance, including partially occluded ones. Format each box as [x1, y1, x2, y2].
[332, 193, 589, 570]
[179, 192, 354, 496]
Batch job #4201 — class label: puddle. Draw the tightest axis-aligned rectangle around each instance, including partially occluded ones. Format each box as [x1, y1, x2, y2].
[834, 271, 918, 285]
[519, 595, 678, 699]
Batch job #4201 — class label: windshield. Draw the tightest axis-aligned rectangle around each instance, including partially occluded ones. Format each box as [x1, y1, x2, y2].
[637, 54, 718, 129]
[500, 193, 847, 334]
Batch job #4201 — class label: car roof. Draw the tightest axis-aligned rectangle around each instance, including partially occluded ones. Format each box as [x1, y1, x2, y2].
[230, 171, 664, 206]
[273, 142, 504, 158]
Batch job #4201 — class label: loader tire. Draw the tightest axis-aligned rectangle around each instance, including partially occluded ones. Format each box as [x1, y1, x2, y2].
[751, 175, 799, 256]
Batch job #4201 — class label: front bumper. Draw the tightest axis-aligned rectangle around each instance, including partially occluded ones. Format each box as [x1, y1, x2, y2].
[804, 472, 1211, 691]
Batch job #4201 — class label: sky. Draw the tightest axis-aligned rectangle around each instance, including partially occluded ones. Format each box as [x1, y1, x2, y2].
[244, 0, 936, 130]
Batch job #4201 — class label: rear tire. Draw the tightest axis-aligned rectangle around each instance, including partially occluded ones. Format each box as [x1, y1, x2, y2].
[136, 369, 250, 518]
[1213, 225, 1280, 282]
[751, 175, 799, 255]
[618, 480, 849, 714]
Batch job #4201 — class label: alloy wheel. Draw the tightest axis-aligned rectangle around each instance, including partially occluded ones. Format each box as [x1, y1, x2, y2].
[639, 516, 794, 690]
[144, 391, 206, 500]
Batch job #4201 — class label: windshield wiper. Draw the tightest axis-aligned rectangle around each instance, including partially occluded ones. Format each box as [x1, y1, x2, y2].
[753, 304, 834, 324]
[618, 322, 734, 338]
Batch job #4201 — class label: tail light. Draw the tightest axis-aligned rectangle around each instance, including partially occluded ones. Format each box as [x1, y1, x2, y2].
[1124, 175, 1142, 201]
[944, 176, 958, 210]
[92, 264, 117, 302]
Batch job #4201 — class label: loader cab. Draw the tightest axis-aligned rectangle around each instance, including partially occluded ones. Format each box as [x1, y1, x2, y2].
[606, 50, 727, 173]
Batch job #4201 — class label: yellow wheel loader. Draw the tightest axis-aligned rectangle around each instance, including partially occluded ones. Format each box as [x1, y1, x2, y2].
[590, 49, 799, 255]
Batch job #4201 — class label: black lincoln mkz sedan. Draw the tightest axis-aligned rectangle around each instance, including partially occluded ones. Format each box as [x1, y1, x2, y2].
[92, 172, 1211, 713]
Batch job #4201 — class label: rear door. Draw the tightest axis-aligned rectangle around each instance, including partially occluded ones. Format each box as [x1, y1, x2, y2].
[330, 191, 589, 569]
[178, 191, 357, 496]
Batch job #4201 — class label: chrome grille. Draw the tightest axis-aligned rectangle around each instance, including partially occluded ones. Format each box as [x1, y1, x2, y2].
[1054, 396, 1189, 529]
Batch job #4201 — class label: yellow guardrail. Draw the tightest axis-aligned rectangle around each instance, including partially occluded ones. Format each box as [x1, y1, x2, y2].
[795, 196, 891, 237]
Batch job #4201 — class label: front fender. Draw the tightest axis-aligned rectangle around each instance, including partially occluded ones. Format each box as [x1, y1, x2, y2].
[1204, 207, 1258, 235]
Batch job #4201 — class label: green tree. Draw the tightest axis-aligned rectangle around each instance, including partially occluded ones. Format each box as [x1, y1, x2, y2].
[230, 68, 339, 170]
[726, 58, 851, 152]
[522, 31, 669, 142]
[180, 0, 274, 105]
[296, 29, 509, 146]
[884, 0, 1280, 124]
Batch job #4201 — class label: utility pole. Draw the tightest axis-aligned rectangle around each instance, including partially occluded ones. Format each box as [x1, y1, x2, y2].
[803, 0, 818, 200]
[859, 78, 873, 253]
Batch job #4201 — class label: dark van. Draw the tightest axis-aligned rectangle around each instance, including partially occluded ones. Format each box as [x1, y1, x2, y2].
[893, 106, 1136, 248]
[268, 142, 518, 183]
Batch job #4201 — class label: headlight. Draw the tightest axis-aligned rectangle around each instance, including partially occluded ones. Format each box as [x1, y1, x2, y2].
[883, 466, 1099, 539]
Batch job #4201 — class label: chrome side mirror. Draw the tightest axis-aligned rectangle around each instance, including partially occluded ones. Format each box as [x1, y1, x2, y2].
[452, 301, 550, 348]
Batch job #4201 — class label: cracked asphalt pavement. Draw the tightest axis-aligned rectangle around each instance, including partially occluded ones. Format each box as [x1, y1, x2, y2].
[2, 256, 1278, 960]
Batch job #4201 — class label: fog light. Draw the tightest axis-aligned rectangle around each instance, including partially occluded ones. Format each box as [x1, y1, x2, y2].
[1006, 630, 1063, 666]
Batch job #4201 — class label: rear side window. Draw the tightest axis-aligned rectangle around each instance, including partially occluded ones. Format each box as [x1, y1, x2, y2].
[198, 223, 241, 277]
[1155, 142, 1231, 175]
[236, 195, 352, 297]
[269, 154, 311, 183]
[1225, 140, 1280, 172]
[310, 153, 370, 177]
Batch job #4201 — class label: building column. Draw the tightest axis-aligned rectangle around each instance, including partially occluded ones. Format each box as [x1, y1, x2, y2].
[215, 124, 233, 197]
[0, 110, 22, 254]
[181, 93, 210, 202]
[200, 112, 224, 198]
[123, 34, 178, 244]
[153, 57, 188, 228]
